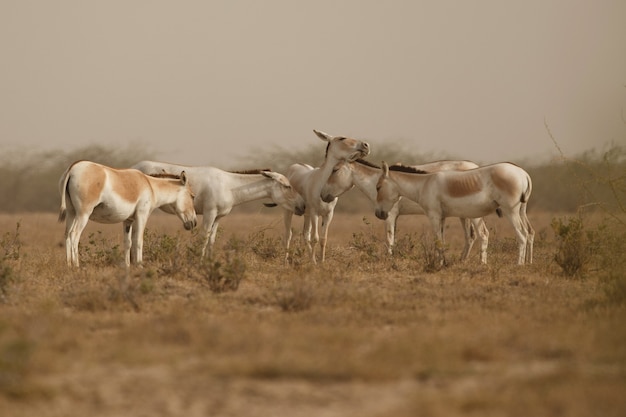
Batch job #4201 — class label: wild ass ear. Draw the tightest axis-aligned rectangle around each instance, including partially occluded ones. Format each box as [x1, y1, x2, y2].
[261, 170, 291, 188]
[180, 171, 188, 185]
[313, 129, 332, 142]
[381, 161, 389, 177]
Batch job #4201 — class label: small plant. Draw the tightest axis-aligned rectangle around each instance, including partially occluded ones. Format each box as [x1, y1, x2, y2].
[286, 237, 306, 269]
[349, 217, 383, 262]
[0, 261, 14, 302]
[199, 240, 246, 293]
[551, 215, 594, 277]
[420, 232, 446, 273]
[248, 229, 282, 260]
[83, 231, 123, 266]
[1, 221, 21, 261]
[392, 232, 418, 259]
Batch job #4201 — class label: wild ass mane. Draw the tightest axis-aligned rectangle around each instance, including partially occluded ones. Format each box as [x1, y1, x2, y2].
[149, 173, 183, 180]
[354, 158, 380, 169]
[229, 168, 273, 175]
[388, 164, 429, 174]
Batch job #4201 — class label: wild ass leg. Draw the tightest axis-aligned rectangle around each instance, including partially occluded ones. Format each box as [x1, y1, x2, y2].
[123, 221, 133, 267]
[428, 213, 447, 267]
[283, 209, 294, 264]
[131, 217, 147, 266]
[200, 210, 218, 257]
[520, 203, 534, 264]
[300, 212, 313, 263]
[308, 214, 320, 264]
[63, 210, 76, 267]
[473, 218, 489, 264]
[385, 212, 399, 256]
[458, 218, 476, 262]
[68, 212, 90, 268]
[319, 211, 335, 263]
[506, 210, 528, 265]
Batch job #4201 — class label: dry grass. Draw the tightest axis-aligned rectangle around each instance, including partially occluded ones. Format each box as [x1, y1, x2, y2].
[0, 209, 625, 417]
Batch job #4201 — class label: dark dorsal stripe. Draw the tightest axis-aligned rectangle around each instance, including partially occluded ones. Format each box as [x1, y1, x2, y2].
[229, 168, 272, 175]
[388, 164, 428, 174]
[354, 158, 380, 169]
[149, 173, 181, 180]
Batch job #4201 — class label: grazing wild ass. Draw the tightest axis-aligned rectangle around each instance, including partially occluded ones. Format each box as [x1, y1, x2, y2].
[284, 129, 370, 264]
[58, 160, 197, 267]
[374, 161, 534, 265]
[132, 161, 306, 257]
[321, 159, 489, 260]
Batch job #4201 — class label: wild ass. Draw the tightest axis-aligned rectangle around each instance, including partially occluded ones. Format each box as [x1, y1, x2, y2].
[321, 159, 489, 260]
[284, 129, 370, 264]
[374, 161, 534, 265]
[58, 160, 197, 267]
[132, 161, 306, 257]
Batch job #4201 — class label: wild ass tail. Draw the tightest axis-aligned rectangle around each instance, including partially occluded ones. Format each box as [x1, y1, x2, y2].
[520, 172, 533, 204]
[58, 166, 72, 222]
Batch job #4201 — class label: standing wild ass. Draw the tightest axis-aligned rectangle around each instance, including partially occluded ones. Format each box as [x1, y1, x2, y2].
[132, 161, 305, 257]
[321, 159, 489, 260]
[58, 160, 197, 267]
[285, 129, 370, 264]
[374, 161, 534, 265]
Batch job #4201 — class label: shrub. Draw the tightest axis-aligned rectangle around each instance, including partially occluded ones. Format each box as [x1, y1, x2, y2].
[197, 238, 246, 293]
[80, 231, 123, 267]
[1, 222, 21, 261]
[248, 229, 282, 260]
[420, 232, 446, 273]
[349, 217, 384, 263]
[551, 215, 593, 278]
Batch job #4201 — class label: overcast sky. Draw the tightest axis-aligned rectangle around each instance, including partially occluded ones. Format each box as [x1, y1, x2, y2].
[1, 1, 625, 167]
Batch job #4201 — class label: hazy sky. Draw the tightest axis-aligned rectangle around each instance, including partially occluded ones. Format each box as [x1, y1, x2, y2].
[2, 1, 625, 167]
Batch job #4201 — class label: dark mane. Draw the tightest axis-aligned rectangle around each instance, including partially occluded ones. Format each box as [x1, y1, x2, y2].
[388, 164, 428, 174]
[229, 168, 272, 175]
[149, 173, 181, 179]
[354, 158, 380, 169]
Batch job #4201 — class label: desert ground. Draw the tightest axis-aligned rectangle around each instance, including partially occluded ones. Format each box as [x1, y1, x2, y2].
[0, 208, 624, 416]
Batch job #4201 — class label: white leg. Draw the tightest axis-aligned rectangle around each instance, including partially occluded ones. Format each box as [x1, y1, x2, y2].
[319, 211, 334, 263]
[200, 211, 217, 257]
[123, 221, 133, 267]
[132, 218, 147, 265]
[474, 218, 489, 264]
[309, 215, 319, 264]
[385, 213, 398, 255]
[283, 209, 294, 263]
[506, 211, 528, 265]
[520, 203, 534, 264]
[63, 210, 75, 267]
[428, 214, 446, 267]
[459, 217, 476, 262]
[69, 213, 90, 267]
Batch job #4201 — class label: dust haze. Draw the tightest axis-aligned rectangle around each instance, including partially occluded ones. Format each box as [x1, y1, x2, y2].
[1, 1, 625, 167]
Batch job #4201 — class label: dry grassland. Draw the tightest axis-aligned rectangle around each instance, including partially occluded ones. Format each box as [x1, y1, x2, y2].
[0, 209, 625, 417]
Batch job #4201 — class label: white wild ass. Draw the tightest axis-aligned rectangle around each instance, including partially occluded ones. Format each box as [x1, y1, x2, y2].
[321, 159, 489, 261]
[374, 161, 534, 265]
[132, 161, 306, 257]
[58, 160, 197, 267]
[284, 129, 370, 264]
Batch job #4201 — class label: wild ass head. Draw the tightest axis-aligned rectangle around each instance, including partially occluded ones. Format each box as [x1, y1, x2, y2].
[374, 161, 402, 220]
[164, 171, 197, 230]
[261, 171, 306, 216]
[313, 129, 370, 163]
